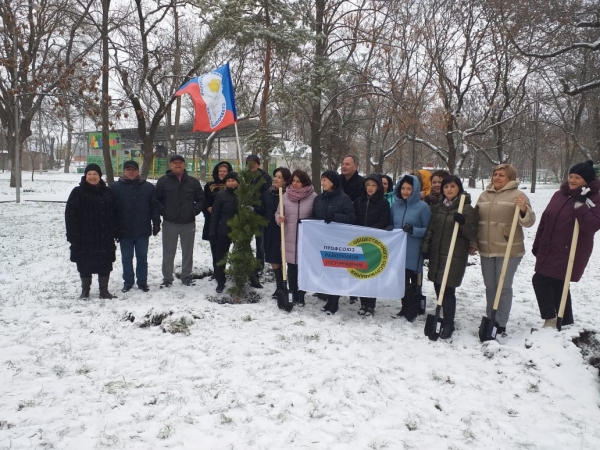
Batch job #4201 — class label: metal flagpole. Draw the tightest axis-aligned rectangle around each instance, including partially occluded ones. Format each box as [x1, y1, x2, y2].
[234, 122, 242, 166]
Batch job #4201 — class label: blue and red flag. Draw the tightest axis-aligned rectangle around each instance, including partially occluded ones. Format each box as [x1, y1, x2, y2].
[175, 63, 238, 132]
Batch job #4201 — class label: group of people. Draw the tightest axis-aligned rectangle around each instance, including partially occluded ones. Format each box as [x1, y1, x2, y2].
[65, 155, 600, 339]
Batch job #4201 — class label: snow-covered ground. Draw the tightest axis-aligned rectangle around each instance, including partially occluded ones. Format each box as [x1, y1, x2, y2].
[1, 171, 599, 450]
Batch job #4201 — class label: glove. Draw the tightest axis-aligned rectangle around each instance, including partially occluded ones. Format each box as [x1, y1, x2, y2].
[402, 224, 413, 234]
[152, 224, 161, 236]
[453, 213, 466, 225]
[245, 205, 255, 212]
[385, 225, 394, 231]
[324, 212, 334, 224]
[574, 187, 590, 205]
[421, 252, 429, 260]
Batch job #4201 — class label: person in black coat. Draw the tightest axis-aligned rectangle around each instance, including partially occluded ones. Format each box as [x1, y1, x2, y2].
[110, 160, 161, 292]
[353, 173, 391, 315]
[156, 155, 205, 287]
[65, 163, 120, 299]
[209, 171, 240, 293]
[202, 161, 233, 276]
[313, 170, 356, 314]
[246, 154, 272, 275]
[263, 167, 292, 298]
[341, 155, 365, 202]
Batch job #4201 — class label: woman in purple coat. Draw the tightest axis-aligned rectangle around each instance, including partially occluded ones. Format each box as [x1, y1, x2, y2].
[276, 170, 317, 306]
[532, 161, 600, 328]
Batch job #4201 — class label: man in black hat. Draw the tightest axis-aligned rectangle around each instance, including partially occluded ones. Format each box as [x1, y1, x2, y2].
[156, 155, 205, 287]
[110, 160, 161, 292]
[245, 154, 272, 285]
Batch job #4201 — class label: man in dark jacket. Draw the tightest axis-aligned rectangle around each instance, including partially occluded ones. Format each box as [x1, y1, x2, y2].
[110, 160, 161, 292]
[341, 154, 364, 303]
[246, 154, 272, 284]
[156, 155, 205, 287]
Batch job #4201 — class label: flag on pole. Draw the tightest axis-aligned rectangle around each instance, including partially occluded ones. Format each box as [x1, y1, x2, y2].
[175, 63, 238, 132]
[298, 221, 407, 299]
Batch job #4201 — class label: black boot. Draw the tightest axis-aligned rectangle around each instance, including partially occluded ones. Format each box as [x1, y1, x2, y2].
[80, 276, 92, 299]
[99, 275, 117, 299]
[440, 322, 455, 339]
[249, 273, 263, 289]
[321, 295, 332, 312]
[296, 290, 306, 307]
[327, 297, 339, 315]
[397, 296, 407, 316]
[272, 267, 284, 298]
[358, 298, 367, 315]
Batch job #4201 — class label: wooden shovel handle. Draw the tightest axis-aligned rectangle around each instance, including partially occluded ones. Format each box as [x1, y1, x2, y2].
[491, 205, 520, 311]
[279, 187, 287, 281]
[558, 219, 579, 319]
[436, 194, 467, 306]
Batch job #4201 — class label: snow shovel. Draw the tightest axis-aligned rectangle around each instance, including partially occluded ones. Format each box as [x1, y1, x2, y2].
[557, 219, 579, 331]
[478, 205, 520, 342]
[417, 272, 426, 315]
[275, 187, 294, 313]
[424, 194, 466, 341]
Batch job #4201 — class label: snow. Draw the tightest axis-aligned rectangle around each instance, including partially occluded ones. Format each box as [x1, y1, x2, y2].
[1, 172, 600, 449]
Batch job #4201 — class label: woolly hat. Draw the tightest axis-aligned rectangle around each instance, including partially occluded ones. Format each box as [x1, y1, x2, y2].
[321, 170, 341, 189]
[170, 154, 185, 163]
[224, 171, 239, 183]
[84, 163, 102, 177]
[246, 154, 260, 165]
[569, 160, 596, 183]
[123, 160, 139, 170]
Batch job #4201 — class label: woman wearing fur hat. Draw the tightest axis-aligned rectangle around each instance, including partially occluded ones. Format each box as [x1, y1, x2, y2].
[313, 170, 356, 314]
[65, 163, 121, 299]
[421, 176, 478, 338]
[532, 161, 600, 328]
[475, 163, 535, 335]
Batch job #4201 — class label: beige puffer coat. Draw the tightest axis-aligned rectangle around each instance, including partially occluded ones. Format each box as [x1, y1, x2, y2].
[475, 180, 536, 257]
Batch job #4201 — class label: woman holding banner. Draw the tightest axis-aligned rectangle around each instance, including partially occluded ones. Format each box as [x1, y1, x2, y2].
[263, 167, 292, 298]
[276, 170, 317, 306]
[421, 176, 478, 338]
[532, 161, 600, 328]
[475, 164, 535, 335]
[313, 170, 356, 314]
[391, 174, 431, 321]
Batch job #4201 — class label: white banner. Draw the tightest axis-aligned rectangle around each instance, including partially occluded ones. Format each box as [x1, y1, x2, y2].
[297, 220, 406, 299]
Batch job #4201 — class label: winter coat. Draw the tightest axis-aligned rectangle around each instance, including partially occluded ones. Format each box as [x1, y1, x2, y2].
[475, 180, 536, 257]
[250, 168, 273, 217]
[65, 178, 120, 274]
[264, 186, 284, 264]
[313, 186, 356, 225]
[384, 191, 394, 208]
[421, 194, 478, 287]
[156, 170, 205, 224]
[391, 175, 432, 273]
[354, 174, 391, 229]
[110, 176, 160, 239]
[275, 188, 317, 264]
[202, 161, 233, 240]
[209, 188, 238, 238]
[418, 169, 432, 196]
[533, 179, 600, 282]
[424, 191, 442, 209]
[341, 171, 365, 203]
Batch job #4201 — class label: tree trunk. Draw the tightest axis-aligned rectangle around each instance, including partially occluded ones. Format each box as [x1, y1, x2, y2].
[101, 0, 114, 184]
[310, 0, 325, 193]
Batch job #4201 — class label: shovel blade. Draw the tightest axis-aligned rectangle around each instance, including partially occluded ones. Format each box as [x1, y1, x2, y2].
[478, 316, 498, 342]
[283, 291, 294, 313]
[419, 294, 427, 315]
[424, 313, 442, 341]
[276, 289, 287, 310]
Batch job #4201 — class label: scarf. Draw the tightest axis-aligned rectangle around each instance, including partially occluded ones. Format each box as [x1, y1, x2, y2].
[286, 185, 314, 202]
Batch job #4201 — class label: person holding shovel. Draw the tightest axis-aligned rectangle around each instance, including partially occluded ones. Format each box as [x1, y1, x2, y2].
[275, 170, 317, 307]
[421, 176, 478, 338]
[391, 174, 432, 321]
[475, 164, 535, 335]
[532, 161, 600, 328]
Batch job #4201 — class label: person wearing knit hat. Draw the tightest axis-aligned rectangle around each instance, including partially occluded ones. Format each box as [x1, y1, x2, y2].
[532, 160, 600, 329]
[224, 171, 239, 183]
[84, 163, 102, 177]
[312, 169, 356, 315]
[66, 161, 120, 300]
[246, 154, 261, 165]
[110, 158, 160, 293]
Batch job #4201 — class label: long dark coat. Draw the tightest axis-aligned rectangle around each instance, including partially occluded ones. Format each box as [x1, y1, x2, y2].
[533, 179, 600, 282]
[353, 174, 390, 230]
[209, 188, 238, 238]
[263, 186, 284, 264]
[202, 161, 233, 240]
[65, 178, 120, 274]
[421, 193, 478, 288]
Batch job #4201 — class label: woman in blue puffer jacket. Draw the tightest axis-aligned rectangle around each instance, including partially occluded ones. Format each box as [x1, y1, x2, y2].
[391, 174, 432, 321]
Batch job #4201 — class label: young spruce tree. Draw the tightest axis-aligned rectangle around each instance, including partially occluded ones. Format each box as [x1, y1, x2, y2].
[225, 169, 268, 299]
